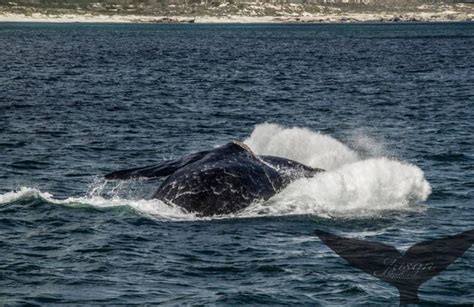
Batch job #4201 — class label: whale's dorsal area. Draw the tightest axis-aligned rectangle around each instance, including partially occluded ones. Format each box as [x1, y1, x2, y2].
[104, 142, 254, 180]
[104, 142, 324, 216]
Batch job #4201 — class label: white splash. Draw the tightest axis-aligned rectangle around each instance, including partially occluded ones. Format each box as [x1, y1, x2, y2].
[242, 158, 431, 218]
[0, 186, 193, 221]
[242, 123, 431, 218]
[244, 123, 359, 170]
[347, 128, 391, 158]
[0, 187, 53, 204]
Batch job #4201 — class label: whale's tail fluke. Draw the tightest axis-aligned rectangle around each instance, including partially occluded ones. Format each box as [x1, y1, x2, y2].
[315, 229, 474, 304]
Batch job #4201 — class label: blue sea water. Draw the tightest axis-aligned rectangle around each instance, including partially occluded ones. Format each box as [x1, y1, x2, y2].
[0, 22, 473, 305]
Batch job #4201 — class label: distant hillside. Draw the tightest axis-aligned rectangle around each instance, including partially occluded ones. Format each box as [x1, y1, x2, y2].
[0, 0, 472, 19]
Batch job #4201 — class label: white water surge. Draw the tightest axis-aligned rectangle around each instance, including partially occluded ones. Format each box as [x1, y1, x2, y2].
[1, 123, 431, 220]
[0, 186, 192, 220]
[245, 123, 359, 171]
[242, 123, 431, 217]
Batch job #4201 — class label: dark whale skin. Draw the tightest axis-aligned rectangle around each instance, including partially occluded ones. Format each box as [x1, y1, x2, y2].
[105, 142, 323, 216]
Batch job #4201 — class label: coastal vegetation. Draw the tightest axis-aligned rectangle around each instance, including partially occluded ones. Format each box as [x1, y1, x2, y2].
[0, 0, 472, 22]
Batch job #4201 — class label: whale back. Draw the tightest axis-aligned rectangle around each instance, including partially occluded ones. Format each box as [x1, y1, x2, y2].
[105, 141, 324, 216]
[153, 142, 284, 216]
[104, 150, 210, 180]
[104, 142, 252, 180]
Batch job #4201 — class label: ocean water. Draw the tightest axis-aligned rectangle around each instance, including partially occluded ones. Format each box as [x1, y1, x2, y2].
[0, 22, 473, 305]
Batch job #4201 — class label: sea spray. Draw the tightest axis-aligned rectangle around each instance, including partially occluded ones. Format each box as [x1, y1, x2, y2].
[242, 123, 431, 217]
[244, 123, 359, 170]
[243, 158, 431, 217]
[346, 128, 392, 159]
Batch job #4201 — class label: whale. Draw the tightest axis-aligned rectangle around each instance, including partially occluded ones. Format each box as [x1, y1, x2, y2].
[105, 141, 324, 216]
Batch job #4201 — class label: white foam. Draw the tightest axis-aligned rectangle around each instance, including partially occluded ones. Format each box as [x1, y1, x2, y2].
[242, 158, 431, 218]
[0, 186, 192, 221]
[241, 123, 430, 218]
[0, 187, 53, 204]
[244, 123, 359, 170]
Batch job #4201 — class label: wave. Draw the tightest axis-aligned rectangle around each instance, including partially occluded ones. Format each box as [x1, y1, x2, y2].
[0, 123, 431, 220]
[0, 186, 193, 221]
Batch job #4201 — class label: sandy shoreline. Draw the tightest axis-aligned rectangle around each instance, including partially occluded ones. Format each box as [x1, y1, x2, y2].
[0, 11, 473, 23]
